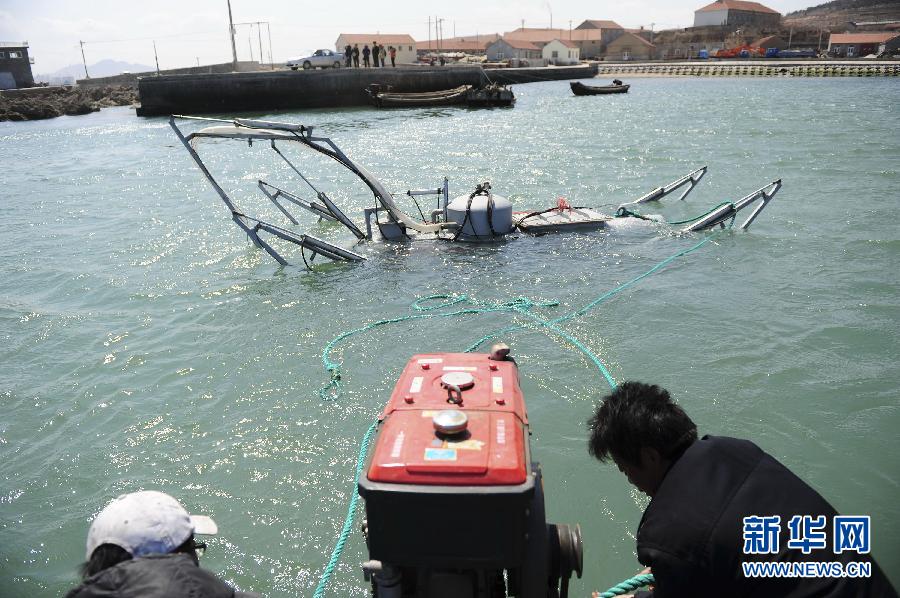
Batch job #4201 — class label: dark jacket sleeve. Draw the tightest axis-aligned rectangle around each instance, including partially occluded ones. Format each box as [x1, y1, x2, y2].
[637, 546, 704, 598]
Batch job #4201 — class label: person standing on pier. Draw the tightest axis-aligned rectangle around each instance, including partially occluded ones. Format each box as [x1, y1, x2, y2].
[389, 45, 397, 67]
[379, 45, 387, 67]
[352, 44, 360, 67]
[362, 44, 371, 67]
[371, 42, 380, 67]
[344, 44, 352, 68]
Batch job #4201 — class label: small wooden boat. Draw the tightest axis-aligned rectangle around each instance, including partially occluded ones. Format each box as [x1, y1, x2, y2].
[367, 84, 472, 108]
[570, 81, 630, 96]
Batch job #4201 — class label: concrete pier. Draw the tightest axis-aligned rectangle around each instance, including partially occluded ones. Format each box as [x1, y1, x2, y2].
[596, 60, 900, 78]
[135, 64, 597, 116]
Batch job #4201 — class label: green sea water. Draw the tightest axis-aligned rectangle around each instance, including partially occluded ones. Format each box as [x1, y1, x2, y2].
[1, 76, 898, 596]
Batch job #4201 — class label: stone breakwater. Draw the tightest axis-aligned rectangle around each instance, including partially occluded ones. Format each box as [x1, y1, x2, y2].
[0, 86, 138, 121]
[136, 64, 596, 116]
[596, 61, 900, 78]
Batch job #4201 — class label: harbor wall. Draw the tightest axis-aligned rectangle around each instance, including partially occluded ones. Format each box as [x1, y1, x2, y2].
[596, 60, 900, 77]
[77, 61, 264, 89]
[135, 64, 597, 116]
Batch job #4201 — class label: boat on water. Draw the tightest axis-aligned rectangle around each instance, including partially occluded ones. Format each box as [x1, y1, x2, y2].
[464, 83, 516, 107]
[367, 84, 472, 108]
[367, 83, 516, 108]
[570, 80, 630, 95]
[169, 115, 781, 269]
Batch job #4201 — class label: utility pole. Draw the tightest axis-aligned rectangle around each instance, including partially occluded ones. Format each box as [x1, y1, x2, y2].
[153, 40, 160, 74]
[549, 7, 553, 30]
[428, 16, 431, 53]
[79, 40, 89, 78]
[787, 27, 793, 49]
[257, 23, 263, 66]
[226, 0, 238, 71]
[267, 22, 273, 69]
[650, 22, 655, 45]
[569, 20, 572, 40]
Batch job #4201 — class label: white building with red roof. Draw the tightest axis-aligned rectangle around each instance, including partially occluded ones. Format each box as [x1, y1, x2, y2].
[693, 1, 781, 28]
[542, 39, 581, 65]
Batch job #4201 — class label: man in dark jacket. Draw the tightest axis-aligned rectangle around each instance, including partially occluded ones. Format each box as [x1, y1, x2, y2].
[587, 382, 896, 598]
[66, 490, 258, 598]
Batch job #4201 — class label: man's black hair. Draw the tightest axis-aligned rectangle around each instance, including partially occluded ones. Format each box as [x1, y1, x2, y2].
[587, 381, 697, 466]
[80, 534, 201, 579]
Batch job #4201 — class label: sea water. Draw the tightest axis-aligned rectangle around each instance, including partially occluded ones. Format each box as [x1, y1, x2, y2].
[1, 76, 898, 596]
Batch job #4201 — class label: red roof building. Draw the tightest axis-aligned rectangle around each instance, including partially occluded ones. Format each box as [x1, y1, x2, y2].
[693, 1, 781, 28]
[416, 34, 500, 53]
[828, 32, 900, 57]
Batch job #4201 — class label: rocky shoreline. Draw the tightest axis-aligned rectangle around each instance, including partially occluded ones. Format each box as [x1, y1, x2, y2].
[0, 85, 138, 122]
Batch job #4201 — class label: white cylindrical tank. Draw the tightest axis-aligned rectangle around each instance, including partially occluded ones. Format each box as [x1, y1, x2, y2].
[446, 193, 513, 240]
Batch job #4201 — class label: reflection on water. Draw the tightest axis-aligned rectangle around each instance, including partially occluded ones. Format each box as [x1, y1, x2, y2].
[1, 78, 899, 596]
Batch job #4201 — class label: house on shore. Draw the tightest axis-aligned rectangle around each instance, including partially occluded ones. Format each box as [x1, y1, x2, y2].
[827, 32, 900, 57]
[335, 34, 417, 64]
[575, 20, 626, 46]
[693, 1, 781, 28]
[503, 21, 623, 59]
[485, 38, 542, 64]
[542, 39, 580, 65]
[0, 41, 35, 89]
[417, 34, 499, 56]
[605, 32, 658, 61]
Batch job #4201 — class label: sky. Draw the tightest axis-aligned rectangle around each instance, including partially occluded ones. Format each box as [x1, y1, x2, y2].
[1, 0, 818, 73]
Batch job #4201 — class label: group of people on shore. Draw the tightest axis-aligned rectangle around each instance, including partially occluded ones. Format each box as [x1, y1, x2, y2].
[344, 42, 397, 68]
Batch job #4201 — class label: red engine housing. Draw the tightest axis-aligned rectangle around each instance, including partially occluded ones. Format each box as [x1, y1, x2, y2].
[367, 352, 529, 486]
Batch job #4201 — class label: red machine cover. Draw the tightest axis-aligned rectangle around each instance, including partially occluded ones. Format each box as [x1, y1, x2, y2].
[367, 353, 529, 486]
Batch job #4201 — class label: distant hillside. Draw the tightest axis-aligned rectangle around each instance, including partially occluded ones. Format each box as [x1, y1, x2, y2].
[36, 59, 155, 82]
[784, 0, 900, 30]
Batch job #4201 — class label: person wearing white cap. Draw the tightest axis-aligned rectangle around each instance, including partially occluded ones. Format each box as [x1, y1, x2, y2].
[66, 490, 259, 598]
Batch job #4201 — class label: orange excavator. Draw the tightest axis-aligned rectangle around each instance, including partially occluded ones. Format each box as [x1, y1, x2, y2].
[714, 45, 765, 58]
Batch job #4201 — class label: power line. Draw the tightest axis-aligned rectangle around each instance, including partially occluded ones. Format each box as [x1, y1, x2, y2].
[81, 30, 222, 45]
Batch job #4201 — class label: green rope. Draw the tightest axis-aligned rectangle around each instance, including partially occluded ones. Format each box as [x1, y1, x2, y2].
[615, 201, 733, 226]
[595, 573, 655, 597]
[318, 295, 559, 400]
[312, 419, 379, 598]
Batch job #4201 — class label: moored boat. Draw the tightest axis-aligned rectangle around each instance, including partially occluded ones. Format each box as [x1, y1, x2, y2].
[570, 80, 630, 95]
[367, 84, 472, 108]
[465, 83, 516, 107]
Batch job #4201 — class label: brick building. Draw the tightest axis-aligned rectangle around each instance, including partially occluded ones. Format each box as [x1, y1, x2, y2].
[693, 1, 781, 28]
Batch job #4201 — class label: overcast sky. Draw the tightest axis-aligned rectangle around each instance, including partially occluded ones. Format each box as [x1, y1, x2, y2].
[2, 0, 816, 73]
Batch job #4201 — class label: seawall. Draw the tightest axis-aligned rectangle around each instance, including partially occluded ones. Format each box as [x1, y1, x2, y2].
[596, 60, 900, 78]
[135, 64, 597, 116]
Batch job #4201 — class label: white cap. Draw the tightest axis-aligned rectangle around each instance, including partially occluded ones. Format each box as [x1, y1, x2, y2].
[86, 490, 218, 560]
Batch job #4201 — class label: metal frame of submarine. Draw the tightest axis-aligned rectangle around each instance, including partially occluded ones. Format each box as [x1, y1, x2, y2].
[170, 116, 782, 268]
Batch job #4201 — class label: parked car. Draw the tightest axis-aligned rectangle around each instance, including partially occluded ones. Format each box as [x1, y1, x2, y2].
[286, 49, 342, 70]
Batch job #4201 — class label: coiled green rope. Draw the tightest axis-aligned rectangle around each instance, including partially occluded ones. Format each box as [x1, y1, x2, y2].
[318, 295, 559, 400]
